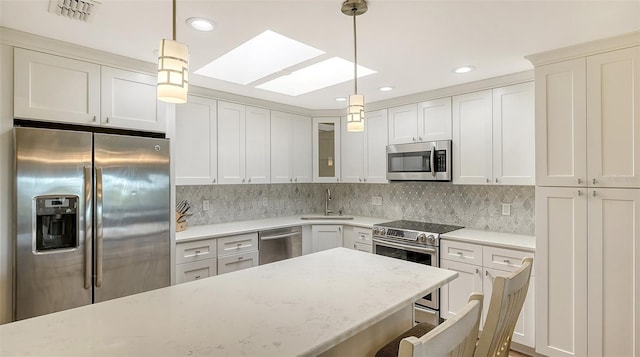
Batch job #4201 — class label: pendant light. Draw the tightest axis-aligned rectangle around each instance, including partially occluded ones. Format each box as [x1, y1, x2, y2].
[157, 0, 189, 104]
[342, 0, 367, 132]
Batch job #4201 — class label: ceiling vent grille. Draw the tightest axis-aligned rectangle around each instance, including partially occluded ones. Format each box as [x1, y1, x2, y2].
[48, 0, 101, 22]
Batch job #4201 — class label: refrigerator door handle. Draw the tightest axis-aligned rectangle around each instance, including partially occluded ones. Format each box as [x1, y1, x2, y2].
[95, 166, 104, 288]
[84, 166, 92, 290]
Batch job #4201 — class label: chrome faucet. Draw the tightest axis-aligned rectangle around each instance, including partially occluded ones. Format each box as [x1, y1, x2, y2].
[325, 188, 333, 216]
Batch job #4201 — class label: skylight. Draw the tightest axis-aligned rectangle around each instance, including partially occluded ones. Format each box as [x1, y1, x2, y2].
[194, 30, 325, 85]
[256, 57, 376, 96]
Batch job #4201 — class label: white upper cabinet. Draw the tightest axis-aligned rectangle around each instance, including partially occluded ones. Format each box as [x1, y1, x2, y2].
[14, 48, 166, 133]
[453, 90, 493, 184]
[14, 48, 101, 126]
[418, 97, 452, 141]
[245, 106, 271, 184]
[313, 117, 341, 183]
[175, 96, 217, 185]
[536, 46, 640, 188]
[271, 111, 312, 183]
[341, 109, 388, 184]
[388, 99, 452, 145]
[364, 109, 389, 183]
[100, 66, 167, 133]
[453, 84, 535, 185]
[492, 82, 535, 185]
[535, 59, 587, 187]
[586, 46, 640, 188]
[388, 104, 418, 144]
[217, 101, 270, 184]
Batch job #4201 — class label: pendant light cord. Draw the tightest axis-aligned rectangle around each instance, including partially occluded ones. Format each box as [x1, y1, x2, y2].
[353, 8, 358, 95]
[172, 0, 177, 41]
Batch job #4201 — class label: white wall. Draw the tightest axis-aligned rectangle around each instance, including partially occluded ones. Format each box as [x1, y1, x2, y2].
[0, 44, 15, 323]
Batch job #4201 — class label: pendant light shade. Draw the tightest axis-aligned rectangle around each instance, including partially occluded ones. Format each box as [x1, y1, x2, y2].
[346, 94, 364, 132]
[157, 0, 189, 104]
[342, 0, 367, 132]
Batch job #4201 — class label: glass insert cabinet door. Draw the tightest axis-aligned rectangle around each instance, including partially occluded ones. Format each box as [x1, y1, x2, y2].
[312, 117, 341, 182]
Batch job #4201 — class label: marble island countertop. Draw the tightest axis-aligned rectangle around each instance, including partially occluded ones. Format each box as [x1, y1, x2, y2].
[0, 248, 457, 357]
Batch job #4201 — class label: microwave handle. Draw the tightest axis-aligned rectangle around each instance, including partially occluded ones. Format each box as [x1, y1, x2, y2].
[430, 147, 436, 177]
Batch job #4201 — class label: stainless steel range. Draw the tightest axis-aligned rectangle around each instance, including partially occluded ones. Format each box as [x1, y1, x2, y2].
[372, 220, 463, 325]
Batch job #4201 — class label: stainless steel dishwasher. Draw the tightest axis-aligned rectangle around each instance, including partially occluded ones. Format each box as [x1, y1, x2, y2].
[258, 226, 302, 265]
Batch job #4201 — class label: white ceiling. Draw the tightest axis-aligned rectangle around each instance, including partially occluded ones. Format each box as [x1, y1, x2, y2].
[1, 0, 639, 110]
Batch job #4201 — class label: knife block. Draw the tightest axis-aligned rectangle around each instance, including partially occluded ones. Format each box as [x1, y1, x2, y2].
[175, 212, 187, 232]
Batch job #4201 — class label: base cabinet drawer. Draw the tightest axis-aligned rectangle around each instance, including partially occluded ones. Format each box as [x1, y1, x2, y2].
[440, 240, 483, 264]
[217, 233, 259, 256]
[483, 246, 534, 274]
[353, 242, 372, 253]
[354, 227, 373, 245]
[217, 250, 259, 275]
[176, 239, 217, 264]
[175, 259, 217, 284]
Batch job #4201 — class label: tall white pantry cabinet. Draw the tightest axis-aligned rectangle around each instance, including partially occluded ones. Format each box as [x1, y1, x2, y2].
[529, 33, 640, 357]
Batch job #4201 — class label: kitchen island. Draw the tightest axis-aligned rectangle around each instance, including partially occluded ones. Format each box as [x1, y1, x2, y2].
[0, 248, 457, 356]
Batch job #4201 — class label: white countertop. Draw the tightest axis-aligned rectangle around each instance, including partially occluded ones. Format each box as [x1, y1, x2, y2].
[176, 215, 386, 242]
[441, 228, 535, 252]
[0, 248, 457, 357]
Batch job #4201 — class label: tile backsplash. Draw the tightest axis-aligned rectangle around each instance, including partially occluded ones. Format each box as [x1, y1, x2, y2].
[177, 182, 534, 235]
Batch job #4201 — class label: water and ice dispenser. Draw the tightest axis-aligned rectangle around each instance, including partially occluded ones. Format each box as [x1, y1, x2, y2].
[34, 196, 79, 252]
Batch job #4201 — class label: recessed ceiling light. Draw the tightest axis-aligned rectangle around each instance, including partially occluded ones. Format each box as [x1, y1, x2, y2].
[256, 57, 376, 96]
[453, 65, 476, 74]
[336, 97, 347, 102]
[379, 86, 394, 92]
[186, 17, 215, 32]
[195, 30, 325, 85]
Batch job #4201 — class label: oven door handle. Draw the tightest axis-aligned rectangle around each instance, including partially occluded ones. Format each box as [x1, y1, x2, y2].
[373, 238, 437, 254]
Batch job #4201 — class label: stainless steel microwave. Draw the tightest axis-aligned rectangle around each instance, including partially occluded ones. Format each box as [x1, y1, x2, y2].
[386, 140, 452, 181]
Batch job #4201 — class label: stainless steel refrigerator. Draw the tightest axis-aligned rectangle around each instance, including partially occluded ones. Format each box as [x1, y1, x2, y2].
[14, 126, 171, 320]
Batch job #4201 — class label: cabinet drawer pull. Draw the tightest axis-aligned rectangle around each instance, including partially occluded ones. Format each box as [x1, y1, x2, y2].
[237, 243, 242, 247]
[195, 250, 201, 254]
[503, 259, 511, 264]
[194, 275, 201, 279]
[457, 252, 463, 256]
[237, 256, 243, 260]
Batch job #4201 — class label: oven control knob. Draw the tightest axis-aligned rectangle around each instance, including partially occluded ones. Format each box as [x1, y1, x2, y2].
[417, 233, 427, 243]
[379, 228, 387, 236]
[373, 227, 380, 236]
[426, 234, 436, 245]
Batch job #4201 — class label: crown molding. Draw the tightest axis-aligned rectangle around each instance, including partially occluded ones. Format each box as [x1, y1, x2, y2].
[525, 31, 640, 67]
[366, 70, 534, 111]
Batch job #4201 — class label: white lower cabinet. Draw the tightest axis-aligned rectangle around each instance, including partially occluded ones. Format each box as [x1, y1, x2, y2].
[343, 226, 373, 253]
[176, 259, 217, 284]
[216, 233, 259, 275]
[311, 225, 343, 252]
[175, 233, 259, 283]
[175, 238, 218, 284]
[217, 251, 259, 275]
[440, 240, 535, 348]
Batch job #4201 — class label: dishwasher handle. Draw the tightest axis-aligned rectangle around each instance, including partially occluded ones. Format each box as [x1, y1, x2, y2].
[260, 231, 301, 241]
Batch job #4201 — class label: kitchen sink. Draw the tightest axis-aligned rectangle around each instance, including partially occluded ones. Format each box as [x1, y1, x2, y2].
[300, 214, 354, 220]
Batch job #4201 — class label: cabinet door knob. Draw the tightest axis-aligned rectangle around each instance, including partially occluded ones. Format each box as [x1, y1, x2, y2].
[578, 178, 582, 184]
[475, 268, 480, 274]
[578, 190, 582, 197]
[337, 178, 340, 182]
[290, 178, 293, 182]
[295, 178, 298, 182]
[213, 178, 216, 183]
[418, 137, 423, 141]
[92, 116, 97, 122]
[592, 178, 597, 185]
[248, 178, 251, 183]
[412, 137, 416, 142]
[105, 117, 110, 124]
[495, 178, 499, 183]
[486, 178, 490, 183]
[363, 178, 367, 182]
[592, 190, 597, 197]
[242, 178, 246, 183]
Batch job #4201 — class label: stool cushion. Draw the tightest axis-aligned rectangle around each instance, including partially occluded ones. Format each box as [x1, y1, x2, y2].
[375, 322, 437, 357]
